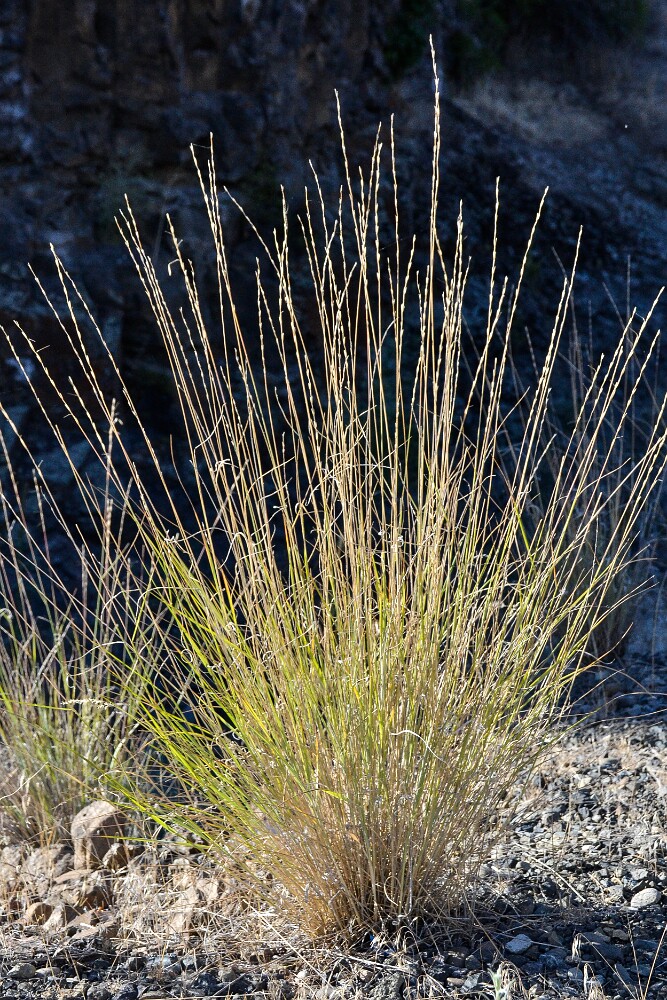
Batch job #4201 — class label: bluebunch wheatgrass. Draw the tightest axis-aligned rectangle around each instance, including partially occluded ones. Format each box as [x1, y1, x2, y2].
[1, 58, 665, 937]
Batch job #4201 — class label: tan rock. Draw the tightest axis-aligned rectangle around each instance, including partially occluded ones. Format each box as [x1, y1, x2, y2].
[101, 840, 143, 871]
[0, 844, 27, 891]
[71, 801, 127, 870]
[51, 868, 111, 909]
[23, 900, 54, 925]
[167, 883, 201, 935]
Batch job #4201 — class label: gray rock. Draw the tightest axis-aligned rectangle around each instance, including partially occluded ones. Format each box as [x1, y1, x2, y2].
[505, 933, 532, 955]
[7, 962, 36, 980]
[85, 986, 112, 1000]
[23, 843, 73, 880]
[630, 887, 661, 909]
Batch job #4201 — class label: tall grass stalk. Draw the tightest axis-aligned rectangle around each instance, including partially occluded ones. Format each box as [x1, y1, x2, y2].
[3, 64, 666, 935]
[520, 310, 665, 663]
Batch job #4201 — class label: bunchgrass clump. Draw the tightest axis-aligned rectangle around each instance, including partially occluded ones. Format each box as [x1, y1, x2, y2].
[3, 64, 666, 937]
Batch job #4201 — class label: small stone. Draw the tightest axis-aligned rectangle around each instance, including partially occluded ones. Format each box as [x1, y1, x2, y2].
[630, 887, 661, 909]
[8, 962, 37, 980]
[506, 933, 532, 955]
[71, 801, 127, 870]
[567, 968, 584, 983]
[614, 963, 634, 985]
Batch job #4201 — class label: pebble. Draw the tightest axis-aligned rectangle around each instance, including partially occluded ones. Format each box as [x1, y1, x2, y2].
[85, 986, 112, 1000]
[505, 933, 532, 955]
[630, 887, 661, 909]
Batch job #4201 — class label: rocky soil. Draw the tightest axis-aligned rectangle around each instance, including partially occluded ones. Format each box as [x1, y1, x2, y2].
[1, 701, 666, 1000]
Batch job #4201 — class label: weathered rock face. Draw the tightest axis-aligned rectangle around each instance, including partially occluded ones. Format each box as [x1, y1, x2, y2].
[0, 1, 403, 348]
[0, 1, 442, 482]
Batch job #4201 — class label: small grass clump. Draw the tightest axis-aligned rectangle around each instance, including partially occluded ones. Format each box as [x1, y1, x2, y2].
[0, 430, 155, 841]
[2, 64, 666, 939]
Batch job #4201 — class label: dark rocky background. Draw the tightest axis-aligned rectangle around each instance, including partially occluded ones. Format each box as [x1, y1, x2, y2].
[0, 0, 665, 555]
